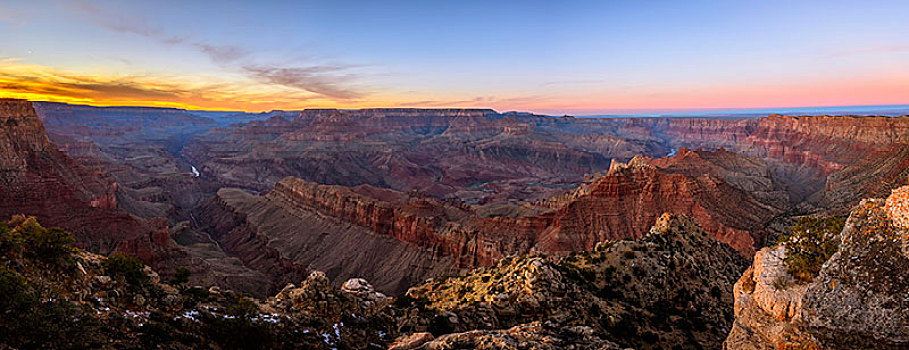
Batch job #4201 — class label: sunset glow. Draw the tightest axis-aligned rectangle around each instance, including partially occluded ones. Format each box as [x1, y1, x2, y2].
[2, 0, 908, 113]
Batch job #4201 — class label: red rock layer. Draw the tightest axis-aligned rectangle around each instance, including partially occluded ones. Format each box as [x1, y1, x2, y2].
[265, 150, 777, 267]
[183, 109, 664, 203]
[0, 99, 178, 265]
[526, 159, 778, 257]
[603, 115, 909, 209]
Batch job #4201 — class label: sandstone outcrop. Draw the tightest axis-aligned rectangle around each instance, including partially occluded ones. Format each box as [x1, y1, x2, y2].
[400, 214, 745, 349]
[525, 155, 781, 256]
[414, 322, 624, 350]
[603, 115, 909, 210]
[725, 184, 909, 349]
[0, 99, 180, 266]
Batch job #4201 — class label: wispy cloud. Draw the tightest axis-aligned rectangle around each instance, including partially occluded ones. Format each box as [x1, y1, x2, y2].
[0, 3, 31, 28]
[0, 61, 329, 110]
[65, 0, 365, 100]
[243, 65, 363, 100]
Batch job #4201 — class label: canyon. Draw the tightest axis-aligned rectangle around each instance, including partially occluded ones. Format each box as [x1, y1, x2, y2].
[8, 100, 908, 297]
[2, 98, 909, 348]
[0, 99, 178, 265]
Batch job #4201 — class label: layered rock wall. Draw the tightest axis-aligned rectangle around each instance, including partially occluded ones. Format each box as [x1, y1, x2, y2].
[0, 99, 180, 266]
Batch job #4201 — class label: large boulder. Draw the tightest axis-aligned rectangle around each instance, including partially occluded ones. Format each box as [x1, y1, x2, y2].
[725, 185, 909, 349]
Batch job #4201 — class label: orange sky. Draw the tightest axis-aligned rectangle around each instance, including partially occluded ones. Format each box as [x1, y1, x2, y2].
[3, 1, 909, 114]
[3, 59, 909, 114]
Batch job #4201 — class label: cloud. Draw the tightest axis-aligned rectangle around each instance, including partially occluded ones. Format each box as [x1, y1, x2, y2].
[0, 61, 328, 110]
[65, 0, 364, 100]
[66, 0, 162, 36]
[0, 3, 31, 28]
[243, 65, 363, 100]
[193, 43, 248, 63]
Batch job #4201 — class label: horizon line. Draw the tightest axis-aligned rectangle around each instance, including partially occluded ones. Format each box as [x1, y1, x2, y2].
[12, 98, 909, 116]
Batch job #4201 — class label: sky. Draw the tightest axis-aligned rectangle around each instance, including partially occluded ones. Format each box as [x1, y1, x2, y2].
[1, 0, 908, 114]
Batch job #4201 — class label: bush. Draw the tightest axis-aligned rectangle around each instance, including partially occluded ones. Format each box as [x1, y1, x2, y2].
[778, 216, 845, 282]
[226, 295, 259, 318]
[5, 216, 75, 266]
[27, 227, 76, 266]
[0, 268, 34, 309]
[0, 268, 101, 348]
[104, 253, 148, 287]
[170, 266, 191, 286]
[0, 222, 24, 258]
[182, 286, 211, 308]
[204, 295, 272, 350]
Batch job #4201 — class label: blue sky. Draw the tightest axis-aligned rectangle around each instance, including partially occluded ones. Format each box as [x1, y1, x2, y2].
[1, 0, 908, 113]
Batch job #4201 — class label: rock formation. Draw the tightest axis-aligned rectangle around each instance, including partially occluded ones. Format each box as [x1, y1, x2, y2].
[725, 184, 909, 349]
[201, 147, 779, 295]
[0, 99, 177, 264]
[3, 214, 739, 349]
[183, 108, 668, 203]
[524, 153, 782, 256]
[604, 115, 909, 211]
[198, 184, 461, 296]
[397, 213, 745, 349]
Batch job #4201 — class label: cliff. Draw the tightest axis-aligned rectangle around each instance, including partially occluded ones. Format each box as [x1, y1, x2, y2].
[526, 155, 781, 256]
[183, 108, 663, 203]
[724, 183, 909, 349]
[204, 147, 774, 296]
[399, 214, 746, 349]
[606, 115, 909, 210]
[198, 185, 461, 296]
[0, 216, 638, 349]
[0, 99, 180, 267]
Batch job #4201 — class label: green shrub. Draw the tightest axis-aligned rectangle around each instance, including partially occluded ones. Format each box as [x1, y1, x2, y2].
[0, 268, 101, 348]
[170, 266, 191, 286]
[0, 268, 34, 309]
[226, 295, 259, 318]
[204, 295, 272, 350]
[5, 216, 75, 266]
[0, 222, 24, 258]
[778, 216, 845, 282]
[27, 227, 76, 266]
[104, 253, 148, 287]
[182, 286, 211, 308]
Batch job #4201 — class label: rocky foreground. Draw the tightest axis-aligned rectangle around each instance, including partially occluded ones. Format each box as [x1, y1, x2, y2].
[724, 183, 909, 349]
[1, 213, 743, 349]
[3, 187, 909, 349]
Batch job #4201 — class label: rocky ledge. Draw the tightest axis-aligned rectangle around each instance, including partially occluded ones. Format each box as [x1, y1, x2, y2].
[2, 212, 744, 349]
[725, 183, 909, 349]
